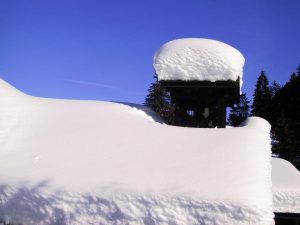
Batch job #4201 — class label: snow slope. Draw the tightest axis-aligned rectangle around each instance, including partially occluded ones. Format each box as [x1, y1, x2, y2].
[0, 79, 273, 225]
[272, 157, 300, 213]
[153, 38, 245, 86]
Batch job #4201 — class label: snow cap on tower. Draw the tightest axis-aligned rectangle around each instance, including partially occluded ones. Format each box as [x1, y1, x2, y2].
[153, 38, 245, 87]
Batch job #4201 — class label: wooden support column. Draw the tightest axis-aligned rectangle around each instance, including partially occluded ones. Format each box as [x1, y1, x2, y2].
[174, 103, 182, 126]
[217, 97, 226, 128]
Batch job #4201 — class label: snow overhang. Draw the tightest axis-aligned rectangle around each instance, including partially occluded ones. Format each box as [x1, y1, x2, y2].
[153, 38, 245, 88]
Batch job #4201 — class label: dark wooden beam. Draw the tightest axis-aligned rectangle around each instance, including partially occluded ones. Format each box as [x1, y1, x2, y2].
[160, 80, 238, 87]
[217, 97, 226, 128]
[274, 212, 300, 225]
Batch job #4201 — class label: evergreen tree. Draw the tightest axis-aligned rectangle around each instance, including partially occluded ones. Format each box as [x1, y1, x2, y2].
[228, 93, 250, 126]
[269, 80, 282, 126]
[272, 114, 297, 157]
[271, 74, 300, 169]
[289, 64, 300, 81]
[270, 81, 281, 98]
[296, 64, 300, 76]
[144, 74, 175, 124]
[290, 72, 297, 81]
[269, 80, 282, 130]
[251, 71, 272, 122]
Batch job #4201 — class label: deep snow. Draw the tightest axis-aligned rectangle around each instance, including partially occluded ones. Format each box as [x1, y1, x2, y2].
[0, 79, 273, 225]
[153, 38, 245, 86]
[272, 157, 300, 213]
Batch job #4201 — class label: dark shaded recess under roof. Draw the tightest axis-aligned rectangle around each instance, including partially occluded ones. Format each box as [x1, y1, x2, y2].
[275, 212, 300, 225]
[160, 78, 240, 128]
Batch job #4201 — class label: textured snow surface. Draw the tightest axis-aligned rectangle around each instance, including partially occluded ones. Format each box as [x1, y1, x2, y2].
[0, 79, 273, 225]
[272, 158, 300, 213]
[153, 38, 245, 85]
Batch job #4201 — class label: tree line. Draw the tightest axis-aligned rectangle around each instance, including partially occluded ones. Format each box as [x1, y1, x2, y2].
[235, 66, 300, 169]
[145, 65, 300, 169]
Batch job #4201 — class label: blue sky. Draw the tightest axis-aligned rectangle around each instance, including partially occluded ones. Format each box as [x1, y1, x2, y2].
[1, 0, 299, 103]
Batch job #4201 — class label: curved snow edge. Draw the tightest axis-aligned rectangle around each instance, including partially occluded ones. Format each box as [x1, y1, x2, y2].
[240, 117, 271, 133]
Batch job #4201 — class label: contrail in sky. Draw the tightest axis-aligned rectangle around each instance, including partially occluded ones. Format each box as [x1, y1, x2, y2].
[58, 78, 145, 97]
[59, 78, 118, 89]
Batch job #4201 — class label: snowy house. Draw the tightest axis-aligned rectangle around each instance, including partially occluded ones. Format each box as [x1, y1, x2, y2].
[0, 79, 275, 225]
[272, 157, 300, 224]
[1, 78, 300, 225]
[154, 38, 245, 128]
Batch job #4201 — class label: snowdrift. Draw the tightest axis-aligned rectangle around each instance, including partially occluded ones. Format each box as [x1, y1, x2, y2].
[272, 157, 300, 213]
[153, 38, 245, 85]
[0, 79, 273, 225]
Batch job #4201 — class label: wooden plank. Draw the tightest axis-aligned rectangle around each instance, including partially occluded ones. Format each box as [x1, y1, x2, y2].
[274, 212, 300, 225]
[218, 97, 226, 128]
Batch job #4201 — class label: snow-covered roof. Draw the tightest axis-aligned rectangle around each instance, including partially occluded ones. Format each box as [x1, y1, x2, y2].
[272, 157, 300, 213]
[0, 79, 273, 225]
[153, 38, 245, 86]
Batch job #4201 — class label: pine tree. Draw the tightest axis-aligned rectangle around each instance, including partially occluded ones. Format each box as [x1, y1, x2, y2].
[270, 81, 281, 98]
[296, 64, 300, 76]
[269, 80, 282, 129]
[144, 74, 175, 124]
[251, 71, 272, 122]
[290, 72, 297, 81]
[227, 93, 250, 126]
[271, 73, 300, 169]
[272, 114, 297, 158]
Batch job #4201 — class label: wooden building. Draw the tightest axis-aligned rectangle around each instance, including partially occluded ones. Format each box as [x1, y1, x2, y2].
[154, 38, 245, 128]
[161, 78, 240, 128]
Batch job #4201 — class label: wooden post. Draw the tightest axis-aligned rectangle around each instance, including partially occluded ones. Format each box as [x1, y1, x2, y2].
[174, 103, 182, 126]
[218, 97, 226, 128]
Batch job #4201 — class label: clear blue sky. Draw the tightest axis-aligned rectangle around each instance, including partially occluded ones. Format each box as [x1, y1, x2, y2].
[1, 0, 299, 103]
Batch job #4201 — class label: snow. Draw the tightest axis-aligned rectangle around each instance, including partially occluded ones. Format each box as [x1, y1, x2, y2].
[153, 38, 245, 86]
[272, 157, 300, 213]
[0, 79, 273, 225]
